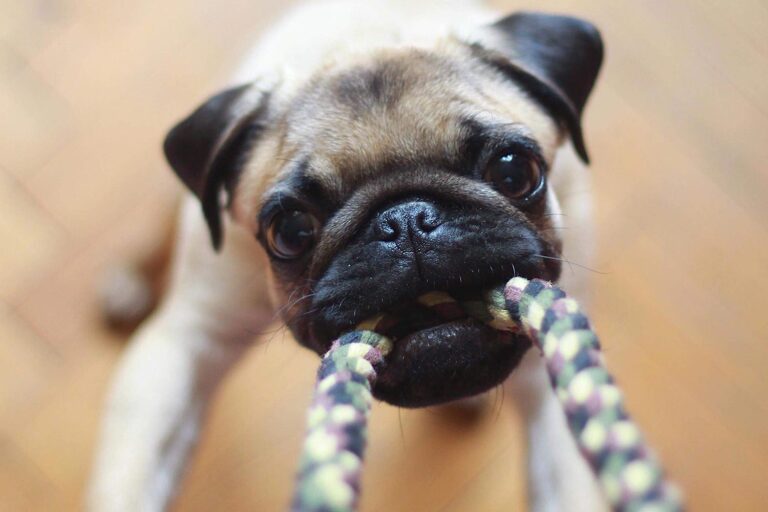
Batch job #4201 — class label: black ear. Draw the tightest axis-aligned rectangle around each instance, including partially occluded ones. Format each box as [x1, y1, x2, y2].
[164, 84, 270, 249]
[477, 12, 603, 162]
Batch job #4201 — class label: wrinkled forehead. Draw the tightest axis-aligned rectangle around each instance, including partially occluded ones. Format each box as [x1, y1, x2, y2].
[279, 47, 560, 185]
[230, 46, 564, 224]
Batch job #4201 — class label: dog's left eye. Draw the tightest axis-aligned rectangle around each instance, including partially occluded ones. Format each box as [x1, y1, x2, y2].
[483, 153, 544, 202]
[266, 209, 319, 260]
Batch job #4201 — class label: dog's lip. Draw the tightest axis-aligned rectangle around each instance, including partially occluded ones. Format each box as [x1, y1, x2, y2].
[372, 318, 526, 407]
[314, 283, 502, 350]
[382, 296, 472, 340]
[306, 281, 536, 407]
[310, 254, 554, 349]
[387, 316, 512, 350]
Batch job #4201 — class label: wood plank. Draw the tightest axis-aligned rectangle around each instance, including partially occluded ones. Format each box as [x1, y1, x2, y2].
[0, 63, 73, 178]
[0, 303, 60, 437]
[0, 440, 59, 511]
[1, 0, 767, 510]
[0, 171, 65, 301]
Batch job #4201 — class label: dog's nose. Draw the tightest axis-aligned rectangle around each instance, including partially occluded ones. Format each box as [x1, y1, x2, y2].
[373, 199, 443, 244]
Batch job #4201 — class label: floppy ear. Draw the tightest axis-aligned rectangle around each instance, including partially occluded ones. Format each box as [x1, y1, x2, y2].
[164, 83, 271, 249]
[474, 12, 603, 162]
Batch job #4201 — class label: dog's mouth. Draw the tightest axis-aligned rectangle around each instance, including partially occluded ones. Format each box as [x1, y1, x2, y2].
[305, 253, 556, 408]
[357, 291, 531, 407]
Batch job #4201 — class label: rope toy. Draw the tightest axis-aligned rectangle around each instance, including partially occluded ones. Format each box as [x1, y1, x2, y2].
[291, 277, 683, 512]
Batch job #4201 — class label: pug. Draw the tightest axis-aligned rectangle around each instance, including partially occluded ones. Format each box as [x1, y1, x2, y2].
[89, 1, 605, 510]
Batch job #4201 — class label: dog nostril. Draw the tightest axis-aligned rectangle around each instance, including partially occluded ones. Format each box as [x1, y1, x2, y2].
[415, 210, 441, 233]
[374, 200, 442, 242]
[375, 217, 400, 242]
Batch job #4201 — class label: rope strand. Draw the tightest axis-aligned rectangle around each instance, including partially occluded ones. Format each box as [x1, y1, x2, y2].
[291, 278, 683, 512]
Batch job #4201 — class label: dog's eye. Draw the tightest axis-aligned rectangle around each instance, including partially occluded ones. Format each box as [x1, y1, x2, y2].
[483, 153, 543, 202]
[266, 209, 318, 260]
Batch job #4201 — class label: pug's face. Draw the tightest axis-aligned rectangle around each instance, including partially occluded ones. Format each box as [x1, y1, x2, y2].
[164, 12, 603, 407]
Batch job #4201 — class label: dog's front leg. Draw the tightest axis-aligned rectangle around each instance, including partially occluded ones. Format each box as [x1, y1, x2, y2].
[508, 349, 608, 512]
[88, 198, 274, 512]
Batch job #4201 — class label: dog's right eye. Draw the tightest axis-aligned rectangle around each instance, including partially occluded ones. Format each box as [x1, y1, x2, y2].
[266, 209, 319, 260]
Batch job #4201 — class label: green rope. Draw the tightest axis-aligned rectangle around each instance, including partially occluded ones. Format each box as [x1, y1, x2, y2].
[291, 277, 683, 512]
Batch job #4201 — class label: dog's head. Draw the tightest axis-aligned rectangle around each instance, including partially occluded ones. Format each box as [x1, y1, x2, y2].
[163, 12, 603, 407]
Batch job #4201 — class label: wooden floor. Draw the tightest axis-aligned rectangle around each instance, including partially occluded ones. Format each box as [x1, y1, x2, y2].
[1, 0, 767, 510]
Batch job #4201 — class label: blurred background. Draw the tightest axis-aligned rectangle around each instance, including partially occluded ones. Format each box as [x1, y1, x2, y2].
[1, 0, 767, 510]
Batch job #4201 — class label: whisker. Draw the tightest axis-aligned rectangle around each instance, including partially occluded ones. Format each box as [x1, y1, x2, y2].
[271, 290, 318, 322]
[261, 323, 289, 350]
[500, 383, 506, 418]
[247, 321, 290, 348]
[494, 384, 505, 422]
[534, 254, 608, 275]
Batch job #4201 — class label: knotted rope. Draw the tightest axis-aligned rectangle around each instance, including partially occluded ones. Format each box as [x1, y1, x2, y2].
[291, 277, 682, 512]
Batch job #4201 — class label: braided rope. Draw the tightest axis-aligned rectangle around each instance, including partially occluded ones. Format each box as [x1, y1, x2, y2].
[291, 330, 392, 511]
[291, 277, 683, 512]
[502, 278, 682, 511]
